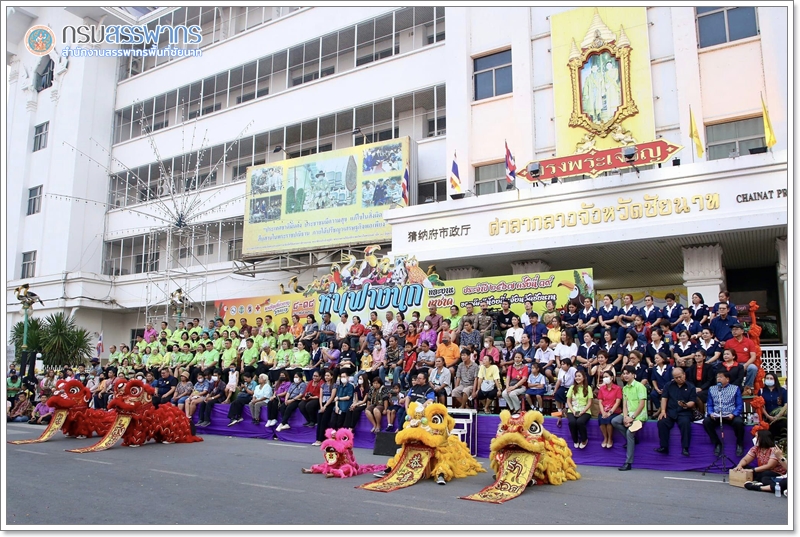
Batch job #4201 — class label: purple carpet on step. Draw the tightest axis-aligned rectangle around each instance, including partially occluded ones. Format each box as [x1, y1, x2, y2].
[194, 405, 750, 473]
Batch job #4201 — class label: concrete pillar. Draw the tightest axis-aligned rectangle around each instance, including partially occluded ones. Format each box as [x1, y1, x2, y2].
[775, 237, 787, 343]
[445, 266, 482, 281]
[511, 260, 551, 275]
[682, 244, 723, 305]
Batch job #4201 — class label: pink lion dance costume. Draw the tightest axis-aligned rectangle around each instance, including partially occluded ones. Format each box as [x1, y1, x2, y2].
[301, 428, 386, 478]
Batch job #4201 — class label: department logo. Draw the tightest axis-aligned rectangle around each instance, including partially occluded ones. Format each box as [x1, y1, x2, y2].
[25, 25, 56, 56]
[246, 304, 253, 314]
[229, 306, 237, 316]
[238, 305, 245, 314]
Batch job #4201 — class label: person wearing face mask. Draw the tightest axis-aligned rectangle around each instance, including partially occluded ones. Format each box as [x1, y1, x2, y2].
[226, 372, 256, 426]
[275, 374, 307, 431]
[312, 371, 339, 445]
[266, 373, 292, 428]
[344, 375, 369, 429]
[223, 362, 239, 404]
[596, 370, 622, 449]
[418, 321, 438, 352]
[332, 374, 354, 429]
[197, 369, 227, 427]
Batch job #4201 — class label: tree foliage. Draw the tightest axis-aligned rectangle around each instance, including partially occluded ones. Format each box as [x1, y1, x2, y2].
[10, 312, 94, 367]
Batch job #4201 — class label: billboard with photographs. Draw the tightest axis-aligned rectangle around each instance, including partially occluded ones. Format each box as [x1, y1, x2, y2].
[243, 137, 410, 257]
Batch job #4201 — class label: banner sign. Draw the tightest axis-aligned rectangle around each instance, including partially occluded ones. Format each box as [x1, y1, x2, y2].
[215, 248, 592, 326]
[242, 137, 410, 258]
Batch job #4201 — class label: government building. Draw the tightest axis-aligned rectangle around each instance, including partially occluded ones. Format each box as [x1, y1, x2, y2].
[6, 6, 788, 373]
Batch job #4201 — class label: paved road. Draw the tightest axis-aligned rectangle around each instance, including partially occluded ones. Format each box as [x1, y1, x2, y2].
[4, 422, 789, 527]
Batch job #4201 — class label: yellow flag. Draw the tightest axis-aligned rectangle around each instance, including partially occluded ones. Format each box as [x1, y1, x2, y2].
[689, 107, 704, 158]
[762, 96, 777, 148]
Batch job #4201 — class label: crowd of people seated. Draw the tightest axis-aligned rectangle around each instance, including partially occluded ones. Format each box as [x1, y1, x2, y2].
[5, 291, 786, 469]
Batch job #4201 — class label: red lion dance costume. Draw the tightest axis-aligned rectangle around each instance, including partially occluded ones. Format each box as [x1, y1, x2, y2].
[301, 428, 386, 478]
[8, 379, 116, 445]
[745, 301, 769, 437]
[67, 379, 203, 452]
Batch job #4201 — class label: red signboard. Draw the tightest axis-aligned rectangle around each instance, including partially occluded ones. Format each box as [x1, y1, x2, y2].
[517, 139, 682, 182]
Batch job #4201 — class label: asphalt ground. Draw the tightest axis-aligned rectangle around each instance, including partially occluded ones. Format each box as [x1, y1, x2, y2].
[4, 422, 789, 527]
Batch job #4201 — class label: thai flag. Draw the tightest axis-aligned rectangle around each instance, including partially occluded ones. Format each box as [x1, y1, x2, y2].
[505, 140, 516, 184]
[96, 332, 104, 357]
[402, 162, 410, 206]
[449, 151, 463, 193]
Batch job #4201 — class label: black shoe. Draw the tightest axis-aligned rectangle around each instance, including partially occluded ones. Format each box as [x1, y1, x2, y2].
[304, 422, 315, 428]
[736, 444, 743, 457]
[618, 463, 632, 471]
[634, 437, 640, 445]
[714, 444, 722, 456]
[744, 482, 762, 491]
[654, 447, 669, 454]
[682, 448, 690, 457]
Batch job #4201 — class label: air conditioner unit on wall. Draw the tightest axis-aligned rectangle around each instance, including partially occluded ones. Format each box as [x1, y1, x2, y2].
[129, 58, 142, 75]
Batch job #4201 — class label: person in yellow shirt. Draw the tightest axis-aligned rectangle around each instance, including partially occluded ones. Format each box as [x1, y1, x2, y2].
[477, 354, 502, 414]
[271, 340, 294, 383]
[148, 349, 165, 375]
[435, 333, 461, 376]
[258, 344, 277, 377]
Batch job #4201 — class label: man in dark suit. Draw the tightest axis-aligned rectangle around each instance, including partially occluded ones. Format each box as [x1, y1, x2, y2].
[655, 367, 697, 456]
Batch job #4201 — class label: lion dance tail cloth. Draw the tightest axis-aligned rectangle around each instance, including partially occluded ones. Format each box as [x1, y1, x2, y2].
[358, 402, 484, 492]
[67, 379, 202, 453]
[301, 428, 386, 478]
[8, 380, 116, 445]
[461, 410, 580, 503]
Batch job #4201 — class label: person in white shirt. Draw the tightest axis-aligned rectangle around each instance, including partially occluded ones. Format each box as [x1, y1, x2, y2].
[525, 362, 548, 412]
[553, 358, 577, 426]
[520, 300, 536, 327]
[382, 311, 398, 339]
[505, 316, 524, 345]
[533, 336, 555, 380]
[335, 312, 352, 347]
[552, 330, 578, 383]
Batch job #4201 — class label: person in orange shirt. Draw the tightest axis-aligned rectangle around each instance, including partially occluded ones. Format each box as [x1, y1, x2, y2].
[435, 333, 461, 377]
[290, 314, 304, 340]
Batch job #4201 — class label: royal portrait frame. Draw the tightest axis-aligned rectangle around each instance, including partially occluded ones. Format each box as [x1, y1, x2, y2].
[568, 38, 638, 138]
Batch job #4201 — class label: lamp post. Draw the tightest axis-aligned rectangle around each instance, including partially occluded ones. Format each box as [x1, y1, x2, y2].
[21, 302, 31, 350]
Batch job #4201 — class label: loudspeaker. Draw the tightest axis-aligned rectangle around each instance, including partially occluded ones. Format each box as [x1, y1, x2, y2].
[373, 432, 400, 456]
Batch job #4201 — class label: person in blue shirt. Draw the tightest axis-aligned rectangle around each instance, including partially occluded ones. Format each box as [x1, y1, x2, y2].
[709, 302, 737, 342]
[675, 308, 703, 340]
[332, 373, 355, 429]
[621, 330, 643, 368]
[710, 290, 736, 320]
[689, 292, 710, 326]
[672, 330, 697, 369]
[703, 370, 745, 456]
[627, 351, 650, 387]
[561, 303, 580, 340]
[759, 372, 787, 422]
[596, 294, 619, 341]
[639, 294, 662, 329]
[576, 332, 599, 373]
[514, 333, 537, 364]
[615, 293, 639, 345]
[600, 329, 621, 371]
[523, 312, 549, 345]
[661, 293, 684, 331]
[697, 328, 722, 364]
[648, 352, 673, 411]
[576, 297, 599, 342]
[645, 328, 670, 368]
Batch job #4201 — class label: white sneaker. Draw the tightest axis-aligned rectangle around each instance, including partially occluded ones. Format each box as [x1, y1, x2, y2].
[266, 420, 277, 428]
[282, 424, 291, 430]
[276, 423, 285, 431]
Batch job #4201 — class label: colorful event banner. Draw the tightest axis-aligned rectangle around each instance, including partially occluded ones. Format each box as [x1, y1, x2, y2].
[214, 250, 592, 325]
[242, 137, 410, 258]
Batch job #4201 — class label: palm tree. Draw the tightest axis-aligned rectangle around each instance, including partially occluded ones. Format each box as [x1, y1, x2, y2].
[40, 312, 94, 367]
[10, 317, 45, 358]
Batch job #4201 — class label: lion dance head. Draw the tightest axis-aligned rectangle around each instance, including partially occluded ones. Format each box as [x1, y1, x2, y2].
[47, 379, 92, 410]
[491, 410, 580, 485]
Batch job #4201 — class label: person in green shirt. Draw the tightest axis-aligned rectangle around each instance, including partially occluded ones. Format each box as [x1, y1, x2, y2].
[202, 342, 221, 375]
[160, 321, 172, 339]
[271, 340, 293, 383]
[107, 346, 122, 367]
[135, 335, 147, 353]
[260, 328, 276, 352]
[148, 348, 165, 375]
[241, 338, 260, 375]
[447, 305, 462, 335]
[188, 322, 202, 339]
[612, 365, 648, 471]
[276, 324, 294, 349]
[212, 331, 224, 352]
[566, 370, 593, 450]
[172, 321, 188, 343]
[286, 340, 311, 380]
[119, 346, 132, 366]
[263, 315, 278, 336]
[117, 358, 134, 379]
[7, 373, 22, 403]
[220, 339, 238, 369]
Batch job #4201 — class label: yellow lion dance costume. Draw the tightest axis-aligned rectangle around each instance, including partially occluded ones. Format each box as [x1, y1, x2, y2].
[360, 402, 484, 490]
[492, 409, 580, 485]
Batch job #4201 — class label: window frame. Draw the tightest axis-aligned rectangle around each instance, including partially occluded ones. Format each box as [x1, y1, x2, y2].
[21, 251, 37, 279]
[416, 178, 446, 204]
[473, 49, 513, 101]
[705, 116, 767, 161]
[474, 162, 509, 196]
[27, 185, 43, 216]
[33, 122, 49, 152]
[695, 7, 759, 49]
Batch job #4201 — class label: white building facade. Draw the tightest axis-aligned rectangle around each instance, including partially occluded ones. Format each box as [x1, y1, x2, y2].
[6, 6, 789, 356]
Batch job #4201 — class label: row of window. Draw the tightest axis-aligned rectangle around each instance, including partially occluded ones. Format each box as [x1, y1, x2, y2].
[107, 84, 446, 209]
[113, 7, 445, 144]
[116, 7, 302, 81]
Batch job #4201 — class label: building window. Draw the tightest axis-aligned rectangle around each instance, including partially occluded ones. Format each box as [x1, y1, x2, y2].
[473, 50, 512, 100]
[21, 251, 37, 279]
[134, 252, 160, 274]
[35, 57, 54, 92]
[427, 117, 446, 137]
[706, 117, 766, 160]
[228, 238, 243, 261]
[696, 7, 758, 48]
[474, 162, 509, 195]
[196, 243, 214, 256]
[33, 122, 49, 152]
[27, 186, 42, 215]
[417, 179, 446, 204]
[354, 129, 398, 146]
